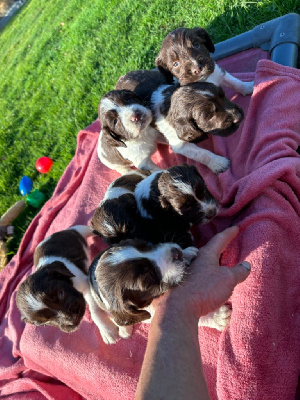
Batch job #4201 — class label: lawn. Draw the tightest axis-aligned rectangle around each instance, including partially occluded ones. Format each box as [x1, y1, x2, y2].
[0, 0, 299, 259]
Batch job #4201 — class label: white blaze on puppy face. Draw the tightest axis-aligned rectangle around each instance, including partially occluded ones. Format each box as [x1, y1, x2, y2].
[99, 97, 116, 114]
[172, 178, 218, 217]
[119, 104, 152, 137]
[100, 98, 152, 138]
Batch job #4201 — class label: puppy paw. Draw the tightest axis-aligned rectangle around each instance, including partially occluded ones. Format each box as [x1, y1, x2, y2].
[208, 155, 230, 174]
[198, 304, 232, 331]
[100, 325, 120, 345]
[210, 304, 232, 331]
[119, 325, 133, 339]
[182, 246, 198, 264]
[240, 81, 254, 96]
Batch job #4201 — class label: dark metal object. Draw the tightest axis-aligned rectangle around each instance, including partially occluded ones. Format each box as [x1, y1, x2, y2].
[213, 13, 300, 68]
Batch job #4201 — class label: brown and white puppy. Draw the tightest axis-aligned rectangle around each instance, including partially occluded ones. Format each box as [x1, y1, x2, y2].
[151, 81, 244, 173]
[91, 170, 152, 245]
[89, 239, 231, 337]
[135, 164, 218, 248]
[89, 238, 198, 333]
[115, 69, 168, 107]
[97, 89, 160, 175]
[156, 27, 254, 95]
[16, 226, 120, 344]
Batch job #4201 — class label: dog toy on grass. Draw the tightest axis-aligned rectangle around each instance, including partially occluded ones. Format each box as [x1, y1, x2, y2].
[35, 157, 53, 173]
[19, 176, 33, 196]
[26, 189, 46, 208]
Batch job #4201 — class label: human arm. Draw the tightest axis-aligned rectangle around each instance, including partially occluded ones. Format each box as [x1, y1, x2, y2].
[135, 226, 251, 400]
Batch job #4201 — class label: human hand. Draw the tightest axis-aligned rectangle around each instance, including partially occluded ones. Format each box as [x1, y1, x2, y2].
[154, 226, 251, 320]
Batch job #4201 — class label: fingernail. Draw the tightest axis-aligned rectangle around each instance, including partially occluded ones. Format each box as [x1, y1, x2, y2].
[239, 261, 251, 271]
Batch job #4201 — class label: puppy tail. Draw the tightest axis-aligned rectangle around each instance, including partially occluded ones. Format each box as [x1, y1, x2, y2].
[68, 225, 94, 239]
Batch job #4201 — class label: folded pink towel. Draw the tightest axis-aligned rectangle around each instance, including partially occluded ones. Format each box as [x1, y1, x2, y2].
[0, 55, 299, 400]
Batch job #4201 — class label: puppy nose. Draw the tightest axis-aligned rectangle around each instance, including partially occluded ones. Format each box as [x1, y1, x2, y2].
[171, 247, 183, 261]
[232, 111, 243, 124]
[193, 69, 200, 75]
[131, 111, 141, 122]
[205, 208, 217, 219]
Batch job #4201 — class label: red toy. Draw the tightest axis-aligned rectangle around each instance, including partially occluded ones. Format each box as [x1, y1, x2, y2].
[35, 157, 53, 174]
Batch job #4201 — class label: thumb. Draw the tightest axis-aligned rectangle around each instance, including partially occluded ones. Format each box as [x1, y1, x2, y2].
[228, 261, 251, 286]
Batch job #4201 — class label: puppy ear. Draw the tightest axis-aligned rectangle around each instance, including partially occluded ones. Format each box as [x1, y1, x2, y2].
[173, 117, 203, 142]
[192, 27, 215, 53]
[112, 307, 151, 326]
[48, 262, 74, 279]
[158, 195, 169, 209]
[102, 126, 127, 148]
[155, 53, 175, 84]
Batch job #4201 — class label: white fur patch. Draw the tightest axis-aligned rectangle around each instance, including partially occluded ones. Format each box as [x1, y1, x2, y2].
[151, 86, 183, 147]
[35, 256, 89, 294]
[24, 291, 45, 311]
[103, 186, 132, 202]
[172, 179, 218, 216]
[206, 64, 224, 86]
[135, 170, 162, 219]
[207, 64, 254, 96]
[99, 97, 116, 113]
[84, 288, 120, 344]
[196, 90, 214, 97]
[150, 244, 185, 285]
[98, 124, 159, 174]
[172, 179, 194, 196]
[67, 225, 93, 240]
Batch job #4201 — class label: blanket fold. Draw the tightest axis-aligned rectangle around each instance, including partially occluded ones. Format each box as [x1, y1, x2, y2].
[1, 54, 300, 400]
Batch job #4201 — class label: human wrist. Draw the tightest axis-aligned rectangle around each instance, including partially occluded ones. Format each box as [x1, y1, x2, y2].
[153, 290, 199, 329]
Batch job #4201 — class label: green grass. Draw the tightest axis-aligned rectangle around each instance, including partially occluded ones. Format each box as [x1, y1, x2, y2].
[0, 0, 299, 259]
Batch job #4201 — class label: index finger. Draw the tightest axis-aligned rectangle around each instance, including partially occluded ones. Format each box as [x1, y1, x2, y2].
[203, 226, 239, 257]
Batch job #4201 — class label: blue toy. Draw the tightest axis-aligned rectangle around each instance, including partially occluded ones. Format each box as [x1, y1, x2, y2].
[19, 176, 33, 196]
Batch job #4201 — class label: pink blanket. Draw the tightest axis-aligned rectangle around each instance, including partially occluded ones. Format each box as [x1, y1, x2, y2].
[1, 56, 300, 400]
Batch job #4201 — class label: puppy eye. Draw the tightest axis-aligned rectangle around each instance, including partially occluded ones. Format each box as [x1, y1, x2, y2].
[123, 95, 134, 104]
[193, 43, 200, 49]
[173, 61, 179, 67]
[58, 289, 64, 300]
[182, 200, 193, 210]
[113, 118, 118, 125]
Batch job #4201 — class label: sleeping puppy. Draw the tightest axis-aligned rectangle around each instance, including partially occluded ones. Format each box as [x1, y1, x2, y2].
[135, 164, 218, 248]
[97, 89, 160, 175]
[89, 238, 198, 335]
[91, 170, 152, 245]
[156, 27, 254, 95]
[89, 239, 231, 337]
[151, 81, 244, 173]
[16, 226, 120, 344]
